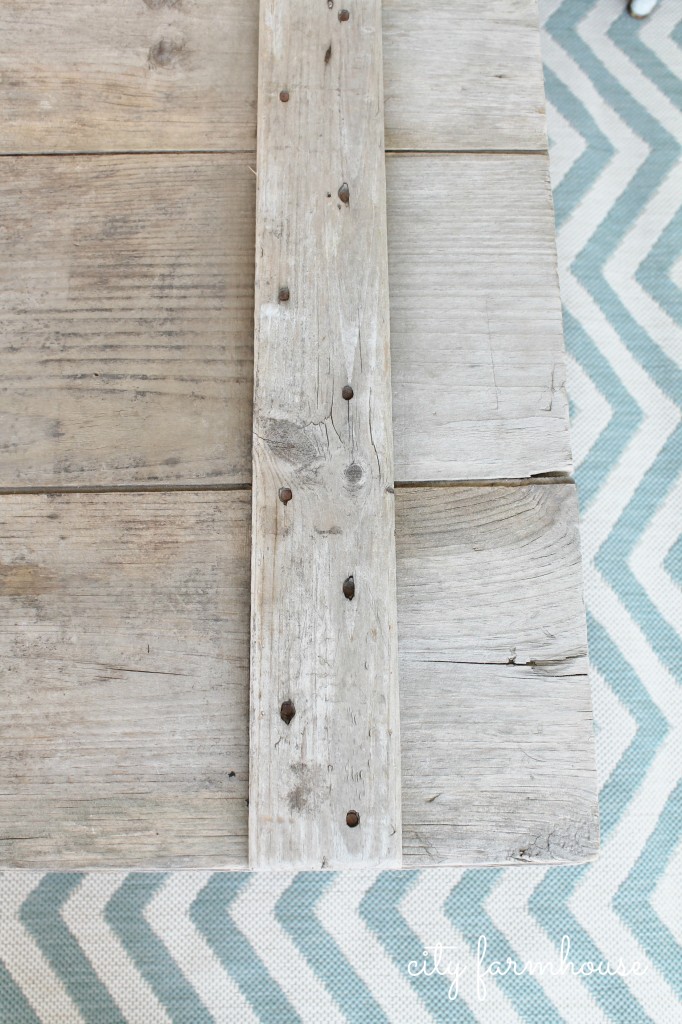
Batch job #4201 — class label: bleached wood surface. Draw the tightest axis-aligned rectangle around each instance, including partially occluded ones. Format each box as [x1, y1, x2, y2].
[388, 154, 572, 481]
[397, 483, 597, 864]
[0, 154, 255, 488]
[0, 492, 250, 868]
[249, 0, 400, 869]
[0, 486, 596, 867]
[0, 0, 547, 155]
[0, 153, 569, 487]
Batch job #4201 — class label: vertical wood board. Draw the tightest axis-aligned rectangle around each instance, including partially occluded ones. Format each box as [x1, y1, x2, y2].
[249, 0, 401, 869]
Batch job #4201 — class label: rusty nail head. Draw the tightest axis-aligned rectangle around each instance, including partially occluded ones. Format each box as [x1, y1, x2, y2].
[279, 89, 289, 102]
[343, 576, 355, 600]
[280, 700, 296, 725]
[278, 286, 290, 302]
[339, 9, 350, 21]
[342, 385, 354, 400]
[346, 810, 360, 827]
[338, 183, 350, 204]
[279, 487, 293, 505]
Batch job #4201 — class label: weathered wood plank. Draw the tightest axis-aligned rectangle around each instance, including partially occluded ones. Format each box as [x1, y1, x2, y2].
[383, 0, 547, 153]
[0, 1, 546, 155]
[249, 0, 400, 870]
[0, 153, 569, 487]
[0, 485, 596, 867]
[0, 154, 255, 488]
[401, 661, 597, 865]
[397, 482, 597, 865]
[388, 154, 571, 481]
[395, 483, 587, 668]
[0, 491, 250, 868]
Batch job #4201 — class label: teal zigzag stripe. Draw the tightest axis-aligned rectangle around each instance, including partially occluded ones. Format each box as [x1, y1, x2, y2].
[614, 779, 682, 999]
[446, 870, 563, 1024]
[191, 872, 300, 1023]
[0, 962, 41, 1024]
[106, 874, 212, 1024]
[20, 874, 126, 1024]
[360, 871, 478, 1023]
[277, 873, 387, 1023]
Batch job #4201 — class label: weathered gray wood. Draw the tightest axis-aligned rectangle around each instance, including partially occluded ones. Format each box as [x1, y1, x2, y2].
[0, 153, 569, 487]
[249, 0, 401, 870]
[397, 482, 597, 865]
[0, 491, 250, 868]
[0, 154, 255, 488]
[0, 485, 596, 867]
[383, 0, 548, 152]
[0, 0, 547, 155]
[401, 661, 597, 865]
[388, 154, 572, 481]
[395, 482, 587, 667]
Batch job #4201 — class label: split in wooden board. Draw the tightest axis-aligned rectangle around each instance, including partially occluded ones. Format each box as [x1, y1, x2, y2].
[0, 152, 569, 489]
[0, 0, 547, 155]
[0, 486, 597, 868]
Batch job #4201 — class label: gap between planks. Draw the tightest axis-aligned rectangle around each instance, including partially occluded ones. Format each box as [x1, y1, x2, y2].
[0, 476, 574, 496]
[0, 149, 549, 159]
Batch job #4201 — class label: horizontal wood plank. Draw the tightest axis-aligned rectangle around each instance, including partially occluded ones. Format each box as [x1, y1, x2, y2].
[0, 0, 547, 155]
[0, 485, 596, 867]
[388, 154, 571, 480]
[397, 483, 597, 865]
[0, 154, 255, 488]
[0, 153, 570, 487]
[0, 491, 250, 868]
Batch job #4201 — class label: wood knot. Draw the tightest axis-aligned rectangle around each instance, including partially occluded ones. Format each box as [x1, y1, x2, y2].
[338, 183, 350, 205]
[279, 487, 293, 505]
[339, 9, 350, 22]
[278, 286, 290, 302]
[148, 35, 185, 69]
[342, 576, 355, 600]
[279, 89, 290, 102]
[344, 462, 363, 485]
[342, 384, 354, 400]
[346, 810, 360, 827]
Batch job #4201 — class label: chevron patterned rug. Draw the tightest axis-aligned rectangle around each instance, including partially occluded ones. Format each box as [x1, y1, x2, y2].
[1, 1, 680, 1021]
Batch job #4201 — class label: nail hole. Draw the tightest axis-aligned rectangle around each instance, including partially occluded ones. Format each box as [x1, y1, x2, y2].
[342, 384, 354, 400]
[346, 810, 360, 827]
[278, 286, 290, 302]
[338, 182, 350, 204]
[339, 9, 350, 21]
[343, 576, 355, 600]
[279, 89, 289, 102]
[279, 487, 293, 505]
[280, 700, 296, 725]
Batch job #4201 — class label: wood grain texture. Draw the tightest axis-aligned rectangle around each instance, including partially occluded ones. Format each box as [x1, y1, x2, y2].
[396, 483, 587, 668]
[0, 491, 250, 868]
[383, 0, 548, 152]
[0, 485, 596, 867]
[0, 0, 546, 155]
[0, 154, 255, 488]
[388, 154, 572, 481]
[0, 153, 569, 487]
[249, 0, 401, 870]
[397, 483, 596, 865]
[401, 661, 597, 865]
[0, 0, 259, 155]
